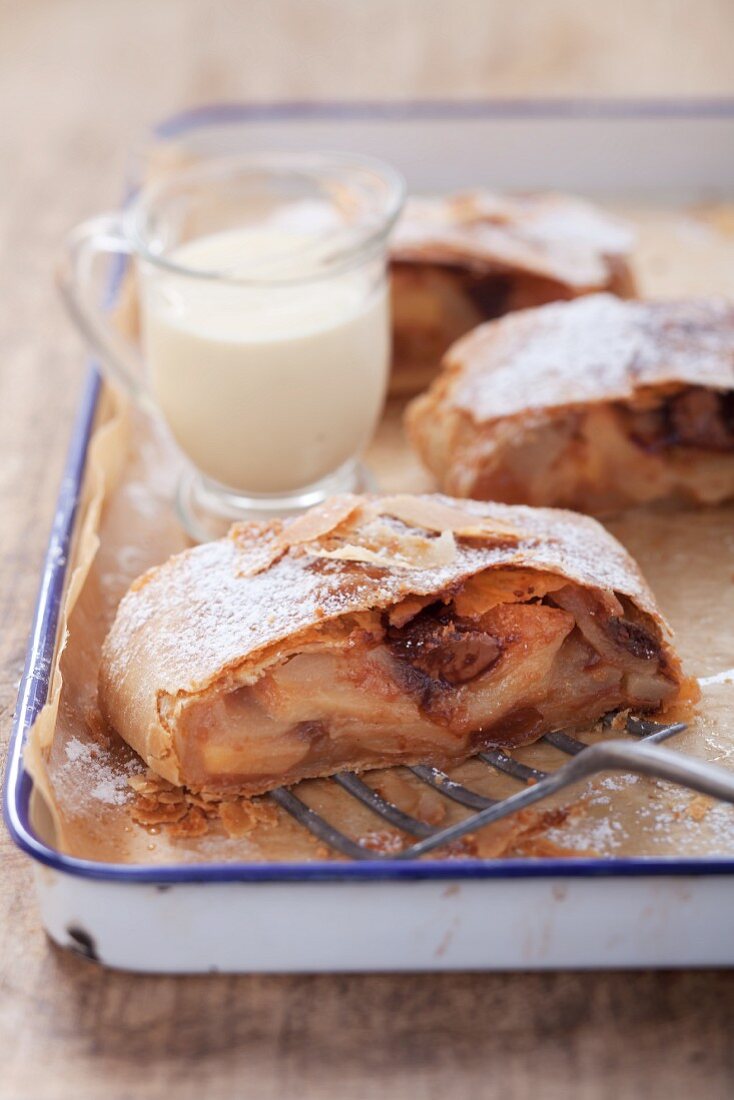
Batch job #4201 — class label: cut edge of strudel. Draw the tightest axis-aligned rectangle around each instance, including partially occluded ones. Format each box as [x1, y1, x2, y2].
[390, 190, 636, 395]
[407, 294, 734, 513]
[99, 493, 687, 797]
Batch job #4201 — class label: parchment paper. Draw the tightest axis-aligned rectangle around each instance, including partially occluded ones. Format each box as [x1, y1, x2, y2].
[25, 200, 734, 864]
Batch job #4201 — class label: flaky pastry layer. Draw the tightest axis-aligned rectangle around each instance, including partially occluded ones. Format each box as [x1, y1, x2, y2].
[407, 295, 734, 512]
[390, 191, 635, 394]
[99, 494, 685, 795]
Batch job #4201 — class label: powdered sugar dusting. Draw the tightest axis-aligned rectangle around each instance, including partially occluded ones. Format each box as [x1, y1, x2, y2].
[60, 736, 142, 810]
[88, 776, 131, 806]
[391, 191, 634, 288]
[65, 738, 90, 764]
[101, 493, 669, 713]
[447, 294, 734, 423]
[546, 814, 626, 854]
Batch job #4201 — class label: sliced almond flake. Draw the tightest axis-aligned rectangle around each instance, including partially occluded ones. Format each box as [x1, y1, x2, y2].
[232, 497, 364, 579]
[454, 523, 526, 541]
[412, 529, 456, 567]
[312, 544, 401, 568]
[374, 495, 522, 540]
[312, 529, 457, 571]
[280, 495, 363, 547]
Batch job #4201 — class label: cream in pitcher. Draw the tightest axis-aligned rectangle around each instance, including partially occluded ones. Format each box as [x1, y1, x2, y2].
[58, 153, 404, 537]
[140, 224, 389, 495]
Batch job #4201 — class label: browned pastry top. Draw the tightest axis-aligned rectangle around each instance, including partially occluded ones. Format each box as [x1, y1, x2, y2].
[442, 294, 734, 424]
[102, 493, 668, 705]
[390, 191, 634, 288]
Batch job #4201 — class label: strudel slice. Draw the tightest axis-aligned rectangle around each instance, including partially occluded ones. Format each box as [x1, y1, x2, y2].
[407, 295, 734, 513]
[99, 494, 683, 796]
[390, 191, 635, 394]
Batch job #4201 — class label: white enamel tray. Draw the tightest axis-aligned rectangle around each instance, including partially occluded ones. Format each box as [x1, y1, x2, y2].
[6, 99, 734, 973]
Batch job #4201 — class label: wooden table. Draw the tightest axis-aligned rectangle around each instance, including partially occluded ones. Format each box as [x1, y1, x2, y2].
[2, 2, 734, 1096]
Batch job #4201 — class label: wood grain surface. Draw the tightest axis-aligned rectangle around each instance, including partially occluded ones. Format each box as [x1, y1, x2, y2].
[2, 2, 734, 1097]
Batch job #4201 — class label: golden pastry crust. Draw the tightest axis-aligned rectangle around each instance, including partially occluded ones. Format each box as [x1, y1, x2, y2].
[407, 295, 734, 512]
[390, 191, 636, 395]
[100, 493, 683, 795]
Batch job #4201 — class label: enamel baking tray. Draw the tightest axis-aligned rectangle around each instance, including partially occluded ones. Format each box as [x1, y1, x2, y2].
[6, 99, 734, 973]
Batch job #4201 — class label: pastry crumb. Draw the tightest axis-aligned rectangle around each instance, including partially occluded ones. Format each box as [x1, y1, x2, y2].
[686, 795, 713, 822]
[218, 798, 279, 838]
[130, 796, 188, 827]
[170, 807, 210, 838]
[128, 768, 281, 839]
[610, 709, 631, 731]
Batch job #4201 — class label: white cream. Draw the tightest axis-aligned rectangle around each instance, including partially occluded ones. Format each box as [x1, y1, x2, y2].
[140, 225, 389, 494]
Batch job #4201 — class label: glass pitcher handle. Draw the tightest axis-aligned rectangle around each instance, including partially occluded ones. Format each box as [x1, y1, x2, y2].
[57, 213, 154, 412]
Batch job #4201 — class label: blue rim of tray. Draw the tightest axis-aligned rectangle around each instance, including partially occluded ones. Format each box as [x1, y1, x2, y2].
[6, 97, 734, 884]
